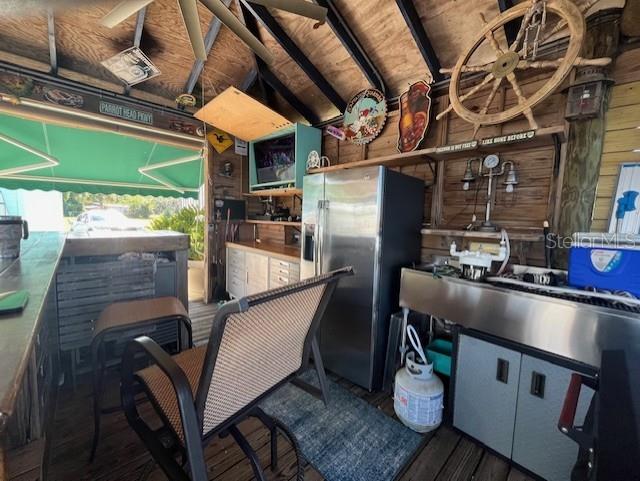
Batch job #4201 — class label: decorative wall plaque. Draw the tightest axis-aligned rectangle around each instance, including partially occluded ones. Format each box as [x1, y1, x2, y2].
[343, 88, 387, 145]
[397, 80, 432, 153]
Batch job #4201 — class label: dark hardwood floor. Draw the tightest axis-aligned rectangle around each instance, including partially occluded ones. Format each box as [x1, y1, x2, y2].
[12, 301, 538, 481]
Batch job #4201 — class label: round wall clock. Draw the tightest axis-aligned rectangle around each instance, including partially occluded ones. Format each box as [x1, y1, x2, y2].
[343, 88, 387, 145]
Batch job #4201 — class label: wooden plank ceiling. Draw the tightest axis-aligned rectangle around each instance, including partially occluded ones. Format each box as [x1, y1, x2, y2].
[0, 0, 625, 123]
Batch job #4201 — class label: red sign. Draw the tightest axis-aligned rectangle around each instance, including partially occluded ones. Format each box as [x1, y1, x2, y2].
[397, 80, 432, 153]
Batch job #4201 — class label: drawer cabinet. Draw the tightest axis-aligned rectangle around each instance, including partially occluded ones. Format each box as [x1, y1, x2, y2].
[454, 333, 595, 481]
[512, 355, 593, 481]
[454, 334, 521, 457]
[227, 246, 300, 298]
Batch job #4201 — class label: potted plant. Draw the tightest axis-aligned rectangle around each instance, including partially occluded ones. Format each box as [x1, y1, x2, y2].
[150, 206, 205, 301]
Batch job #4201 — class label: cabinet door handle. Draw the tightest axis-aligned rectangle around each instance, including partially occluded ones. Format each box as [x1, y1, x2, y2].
[530, 371, 546, 398]
[496, 358, 509, 384]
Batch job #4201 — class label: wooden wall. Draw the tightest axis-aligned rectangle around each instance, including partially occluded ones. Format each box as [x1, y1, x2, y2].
[592, 48, 640, 231]
[321, 67, 567, 265]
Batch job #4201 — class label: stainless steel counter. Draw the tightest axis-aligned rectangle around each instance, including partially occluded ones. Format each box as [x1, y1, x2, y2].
[399, 268, 640, 368]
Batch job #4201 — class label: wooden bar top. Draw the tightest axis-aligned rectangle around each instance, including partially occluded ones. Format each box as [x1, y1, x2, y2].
[64, 230, 189, 256]
[0, 232, 65, 426]
[226, 241, 301, 263]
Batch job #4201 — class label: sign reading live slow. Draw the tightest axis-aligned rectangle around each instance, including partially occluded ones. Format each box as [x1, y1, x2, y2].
[0, 69, 203, 137]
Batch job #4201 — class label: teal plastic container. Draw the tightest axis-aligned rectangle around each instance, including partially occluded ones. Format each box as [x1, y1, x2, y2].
[426, 339, 453, 377]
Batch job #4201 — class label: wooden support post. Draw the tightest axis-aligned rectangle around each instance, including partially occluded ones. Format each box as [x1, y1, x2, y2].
[556, 10, 621, 268]
[203, 142, 214, 303]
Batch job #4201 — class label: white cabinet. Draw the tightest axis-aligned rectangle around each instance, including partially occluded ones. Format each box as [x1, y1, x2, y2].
[226, 245, 300, 298]
[245, 252, 269, 295]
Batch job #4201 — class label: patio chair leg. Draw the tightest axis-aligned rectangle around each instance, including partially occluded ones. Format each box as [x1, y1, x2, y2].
[312, 337, 330, 406]
[251, 408, 278, 471]
[229, 425, 267, 481]
[291, 337, 330, 406]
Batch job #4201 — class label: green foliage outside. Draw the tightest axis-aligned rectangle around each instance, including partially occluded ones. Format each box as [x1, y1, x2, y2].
[149, 206, 205, 261]
[62, 192, 191, 219]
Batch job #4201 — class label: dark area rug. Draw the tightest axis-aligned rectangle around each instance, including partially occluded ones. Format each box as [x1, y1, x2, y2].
[260, 371, 423, 481]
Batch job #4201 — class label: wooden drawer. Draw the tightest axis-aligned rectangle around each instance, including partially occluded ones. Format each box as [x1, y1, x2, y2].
[288, 264, 300, 282]
[227, 275, 245, 298]
[270, 272, 291, 287]
[227, 247, 245, 267]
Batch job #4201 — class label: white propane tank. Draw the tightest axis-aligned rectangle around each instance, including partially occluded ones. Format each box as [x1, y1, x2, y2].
[394, 325, 444, 433]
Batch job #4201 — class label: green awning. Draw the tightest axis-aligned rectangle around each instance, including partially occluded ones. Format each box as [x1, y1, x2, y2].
[0, 112, 203, 198]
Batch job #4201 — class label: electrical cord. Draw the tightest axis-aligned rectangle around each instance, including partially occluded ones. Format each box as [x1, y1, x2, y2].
[497, 228, 510, 275]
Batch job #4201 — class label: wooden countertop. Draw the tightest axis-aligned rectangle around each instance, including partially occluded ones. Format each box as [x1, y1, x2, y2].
[64, 230, 189, 256]
[0, 232, 65, 427]
[226, 241, 301, 263]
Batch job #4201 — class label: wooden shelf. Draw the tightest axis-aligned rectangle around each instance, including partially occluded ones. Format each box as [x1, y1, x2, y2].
[245, 219, 302, 227]
[307, 125, 566, 174]
[421, 228, 544, 242]
[243, 188, 302, 197]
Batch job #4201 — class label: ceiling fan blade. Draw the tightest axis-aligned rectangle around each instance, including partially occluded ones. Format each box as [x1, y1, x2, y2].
[101, 0, 155, 28]
[248, 0, 327, 23]
[200, 0, 274, 65]
[177, 0, 208, 61]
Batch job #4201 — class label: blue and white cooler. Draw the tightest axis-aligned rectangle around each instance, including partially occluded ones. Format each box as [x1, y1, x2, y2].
[568, 232, 640, 297]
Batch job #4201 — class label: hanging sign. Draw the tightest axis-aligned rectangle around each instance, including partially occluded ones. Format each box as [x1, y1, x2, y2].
[101, 47, 161, 87]
[343, 88, 387, 145]
[397, 80, 432, 153]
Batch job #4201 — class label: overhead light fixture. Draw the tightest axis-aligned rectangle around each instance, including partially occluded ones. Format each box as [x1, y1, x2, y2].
[503, 161, 518, 193]
[461, 158, 478, 191]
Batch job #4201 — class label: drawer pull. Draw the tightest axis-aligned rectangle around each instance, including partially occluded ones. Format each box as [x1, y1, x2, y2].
[530, 371, 546, 398]
[496, 358, 509, 384]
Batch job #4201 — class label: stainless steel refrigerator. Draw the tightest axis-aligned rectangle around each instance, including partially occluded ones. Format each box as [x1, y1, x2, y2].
[301, 166, 424, 391]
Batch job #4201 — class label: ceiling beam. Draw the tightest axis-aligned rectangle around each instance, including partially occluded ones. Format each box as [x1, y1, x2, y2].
[497, 0, 519, 46]
[184, 0, 232, 95]
[241, 0, 346, 111]
[46, 8, 57, 75]
[395, 0, 443, 82]
[239, 1, 319, 124]
[313, 0, 387, 93]
[240, 67, 257, 92]
[125, 6, 147, 95]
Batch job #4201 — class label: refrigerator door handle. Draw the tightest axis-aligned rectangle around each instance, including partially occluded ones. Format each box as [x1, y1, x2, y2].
[318, 200, 328, 275]
[314, 200, 322, 276]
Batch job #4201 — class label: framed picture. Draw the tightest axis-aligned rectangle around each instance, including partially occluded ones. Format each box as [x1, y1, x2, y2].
[608, 162, 640, 234]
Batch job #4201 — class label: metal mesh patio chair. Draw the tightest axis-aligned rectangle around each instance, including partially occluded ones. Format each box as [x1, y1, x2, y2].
[121, 267, 353, 481]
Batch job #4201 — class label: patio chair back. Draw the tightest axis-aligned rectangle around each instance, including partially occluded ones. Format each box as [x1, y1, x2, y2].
[195, 267, 352, 436]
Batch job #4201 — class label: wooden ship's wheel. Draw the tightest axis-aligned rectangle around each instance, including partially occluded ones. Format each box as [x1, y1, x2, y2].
[436, 0, 612, 137]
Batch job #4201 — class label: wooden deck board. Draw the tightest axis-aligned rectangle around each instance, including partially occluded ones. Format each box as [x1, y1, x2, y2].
[14, 300, 538, 481]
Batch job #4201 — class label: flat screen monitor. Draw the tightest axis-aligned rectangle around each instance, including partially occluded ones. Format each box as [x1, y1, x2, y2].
[254, 134, 296, 185]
